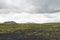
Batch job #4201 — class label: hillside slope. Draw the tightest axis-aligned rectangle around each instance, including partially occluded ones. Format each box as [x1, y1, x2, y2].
[0, 23, 60, 40]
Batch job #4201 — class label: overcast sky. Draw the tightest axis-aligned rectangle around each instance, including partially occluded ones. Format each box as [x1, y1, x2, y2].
[0, 0, 60, 23]
[0, 0, 60, 13]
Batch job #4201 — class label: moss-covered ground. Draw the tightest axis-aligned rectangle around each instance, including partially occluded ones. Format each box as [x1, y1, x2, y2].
[0, 23, 60, 40]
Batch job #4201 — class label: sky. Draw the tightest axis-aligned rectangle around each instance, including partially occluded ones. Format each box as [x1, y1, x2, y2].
[0, 0, 60, 23]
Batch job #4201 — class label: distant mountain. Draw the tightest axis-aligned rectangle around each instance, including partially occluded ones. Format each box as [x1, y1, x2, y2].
[4, 21, 16, 24]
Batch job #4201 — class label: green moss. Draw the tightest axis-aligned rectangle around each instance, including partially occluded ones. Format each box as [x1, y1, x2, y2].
[0, 23, 60, 33]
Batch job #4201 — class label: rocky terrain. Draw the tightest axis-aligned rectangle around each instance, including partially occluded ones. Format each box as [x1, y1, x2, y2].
[0, 28, 60, 40]
[0, 22, 60, 40]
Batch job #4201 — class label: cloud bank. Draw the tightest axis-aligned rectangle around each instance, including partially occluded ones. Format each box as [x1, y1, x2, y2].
[0, 0, 60, 13]
[0, 12, 60, 23]
[0, 0, 60, 23]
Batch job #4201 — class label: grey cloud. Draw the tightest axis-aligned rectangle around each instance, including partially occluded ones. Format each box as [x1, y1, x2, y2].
[0, 0, 60, 13]
[28, 0, 60, 13]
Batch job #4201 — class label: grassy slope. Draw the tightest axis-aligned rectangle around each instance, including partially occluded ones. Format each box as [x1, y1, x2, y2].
[0, 23, 60, 40]
[0, 23, 60, 33]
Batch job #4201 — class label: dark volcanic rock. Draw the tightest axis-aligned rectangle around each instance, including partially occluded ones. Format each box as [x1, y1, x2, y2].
[0, 29, 59, 40]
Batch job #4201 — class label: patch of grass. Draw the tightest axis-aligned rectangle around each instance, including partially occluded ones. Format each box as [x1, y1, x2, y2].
[0, 23, 60, 40]
[0, 23, 60, 33]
